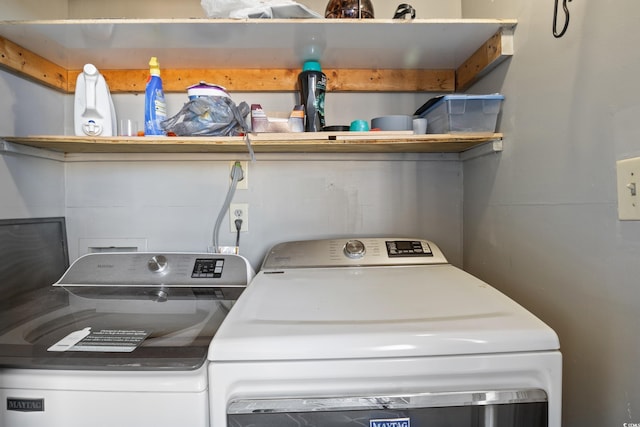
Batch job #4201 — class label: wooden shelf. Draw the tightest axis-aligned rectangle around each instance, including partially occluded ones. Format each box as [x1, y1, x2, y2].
[2, 133, 503, 155]
[0, 18, 516, 93]
[0, 19, 511, 157]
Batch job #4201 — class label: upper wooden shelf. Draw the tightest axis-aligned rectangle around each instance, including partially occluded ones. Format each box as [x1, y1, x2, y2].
[1, 133, 503, 155]
[0, 18, 516, 93]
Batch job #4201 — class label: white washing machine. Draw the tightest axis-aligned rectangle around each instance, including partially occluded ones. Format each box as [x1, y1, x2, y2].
[0, 252, 253, 427]
[208, 237, 562, 427]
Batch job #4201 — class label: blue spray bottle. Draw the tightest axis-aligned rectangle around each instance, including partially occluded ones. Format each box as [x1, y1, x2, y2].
[144, 57, 167, 136]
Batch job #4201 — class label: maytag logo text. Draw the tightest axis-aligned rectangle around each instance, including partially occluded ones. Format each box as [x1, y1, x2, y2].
[7, 398, 44, 412]
[370, 418, 410, 427]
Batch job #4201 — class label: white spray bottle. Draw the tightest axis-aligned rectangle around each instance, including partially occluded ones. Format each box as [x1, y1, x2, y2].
[74, 64, 117, 136]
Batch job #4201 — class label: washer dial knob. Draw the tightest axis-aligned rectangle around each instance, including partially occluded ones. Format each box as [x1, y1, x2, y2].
[147, 255, 168, 273]
[344, 240, 366, 259]
[149, 289, 168, 303]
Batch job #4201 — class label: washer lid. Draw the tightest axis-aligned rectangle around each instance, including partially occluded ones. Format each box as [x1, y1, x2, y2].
[209, 264, 559, 362]
[0, 252, 253, 370]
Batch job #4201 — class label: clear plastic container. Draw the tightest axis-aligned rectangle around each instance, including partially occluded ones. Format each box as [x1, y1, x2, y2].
[418, 94, 504, 134]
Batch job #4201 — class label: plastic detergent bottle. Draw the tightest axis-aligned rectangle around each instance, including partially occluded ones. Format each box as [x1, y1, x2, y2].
[297, 60, 326, 132]
[74, 64, 116, 136]
[144, 57, 167, 136]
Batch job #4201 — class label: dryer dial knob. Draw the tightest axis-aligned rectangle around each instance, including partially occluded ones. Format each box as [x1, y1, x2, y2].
[344, 240, 366, 259]
[148, 255, 168, 273]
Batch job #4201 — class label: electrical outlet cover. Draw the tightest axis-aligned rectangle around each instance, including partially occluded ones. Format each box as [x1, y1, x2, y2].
[230, 161, 248, 190]
[229, 203, 249, 232]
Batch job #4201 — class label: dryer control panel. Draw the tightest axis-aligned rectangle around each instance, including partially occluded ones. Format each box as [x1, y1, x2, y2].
[262, 237, 448, 270]
[385, 240, 433, 257]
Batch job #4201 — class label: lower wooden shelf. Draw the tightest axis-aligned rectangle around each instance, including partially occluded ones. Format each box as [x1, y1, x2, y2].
[2, 133, 503, 154]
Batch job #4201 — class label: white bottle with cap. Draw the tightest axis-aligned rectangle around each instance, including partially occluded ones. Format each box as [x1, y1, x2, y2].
[74, 64, 117, 136]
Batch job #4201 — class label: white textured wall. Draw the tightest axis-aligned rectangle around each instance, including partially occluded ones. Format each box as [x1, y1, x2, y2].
[0, 71, 67, 137]
[0, 152, 65, 219]
[462, 1, 640, 426]
[0, 0, 68, 19]
[0, 70, 66, 220]
[64, 157, 462, 270]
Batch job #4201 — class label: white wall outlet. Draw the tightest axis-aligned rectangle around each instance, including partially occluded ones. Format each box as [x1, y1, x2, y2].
[617, 157, 640, 220]
[230, 161, 248, 190]
[229, 203, 249, 232]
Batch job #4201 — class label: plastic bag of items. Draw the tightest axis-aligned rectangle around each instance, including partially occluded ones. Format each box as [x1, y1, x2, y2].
[201, 0, 322, 18]
[161, 97, 250, 137]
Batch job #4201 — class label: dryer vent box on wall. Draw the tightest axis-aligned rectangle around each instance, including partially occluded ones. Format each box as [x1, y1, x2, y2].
[78, 238, 148, 256]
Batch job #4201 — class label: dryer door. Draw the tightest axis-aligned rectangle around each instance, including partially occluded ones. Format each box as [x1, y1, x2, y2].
[228, 389, 548, 427]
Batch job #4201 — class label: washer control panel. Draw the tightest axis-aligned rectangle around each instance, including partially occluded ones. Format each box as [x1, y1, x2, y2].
[262, 237, 448, 270]
[56, 252, 252, 287]
[147, 255, 168, 273]
[191, 258, 225, 278]
[344, 239, 367, 259]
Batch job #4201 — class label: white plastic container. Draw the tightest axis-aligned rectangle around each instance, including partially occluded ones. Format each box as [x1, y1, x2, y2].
[187, 82, 230, 100]
[74, 64, 117, 136]
[418, 94, 504, 134]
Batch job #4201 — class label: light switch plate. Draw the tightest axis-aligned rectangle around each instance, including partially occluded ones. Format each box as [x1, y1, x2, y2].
[616, 157, 640, 220]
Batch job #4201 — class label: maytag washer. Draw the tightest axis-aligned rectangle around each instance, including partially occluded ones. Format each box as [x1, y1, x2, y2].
[0, 252, 253, 427]
[208, 238, 561, 427]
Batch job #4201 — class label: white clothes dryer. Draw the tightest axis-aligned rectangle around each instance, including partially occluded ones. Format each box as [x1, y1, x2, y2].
[208, 238, 561, 427]
[0, 252, 253, 427]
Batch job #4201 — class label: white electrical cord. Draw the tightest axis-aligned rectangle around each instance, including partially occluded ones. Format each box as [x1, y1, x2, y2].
[212, 162, 243, 253]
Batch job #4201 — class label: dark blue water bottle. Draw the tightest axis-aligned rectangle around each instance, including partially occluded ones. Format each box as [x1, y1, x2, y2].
[298, 61, 326, 132]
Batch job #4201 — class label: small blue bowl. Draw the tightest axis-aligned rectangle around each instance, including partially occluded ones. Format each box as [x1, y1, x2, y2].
[350, 119, 370, 132]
